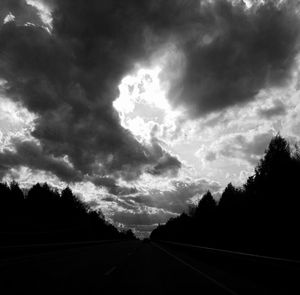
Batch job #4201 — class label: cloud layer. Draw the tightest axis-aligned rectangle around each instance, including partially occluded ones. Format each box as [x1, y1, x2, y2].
[1, 1, 300, 236]
[163, 0, 300, 117]
[100, 177, 221, 236]
[0, 0, 185, 186]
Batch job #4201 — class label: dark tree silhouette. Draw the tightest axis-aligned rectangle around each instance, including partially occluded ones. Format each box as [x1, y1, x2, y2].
[0, 182, 136, 245]
[194, 191, 216, 220]
[151, 135, 300, 259]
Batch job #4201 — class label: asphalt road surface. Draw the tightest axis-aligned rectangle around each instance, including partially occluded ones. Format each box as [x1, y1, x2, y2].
[0, 240, 299, 294]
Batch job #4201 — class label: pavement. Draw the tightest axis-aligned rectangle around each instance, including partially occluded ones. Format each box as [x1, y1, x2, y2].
[0, 240, 299, 294]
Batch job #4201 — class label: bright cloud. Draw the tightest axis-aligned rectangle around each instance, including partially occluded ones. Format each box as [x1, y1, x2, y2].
[0, 94, 36, 151]
[1, 0, 300, 238]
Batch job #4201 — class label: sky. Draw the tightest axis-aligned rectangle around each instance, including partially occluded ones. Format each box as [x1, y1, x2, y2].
[1, 0, 300, 237]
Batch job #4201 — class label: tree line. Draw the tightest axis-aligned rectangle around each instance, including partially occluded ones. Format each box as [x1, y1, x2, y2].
[0, 182, 135, 245]
[150, 135, 300, 259]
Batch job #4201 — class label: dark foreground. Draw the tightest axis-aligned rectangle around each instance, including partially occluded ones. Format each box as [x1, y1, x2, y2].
[1, 240, 299, 295]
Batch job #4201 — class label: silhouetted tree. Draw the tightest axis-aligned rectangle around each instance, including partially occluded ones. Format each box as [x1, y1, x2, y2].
[151, 135, 300, 259]
[0, 182, 136, 245]
[194, 191, 216, 220]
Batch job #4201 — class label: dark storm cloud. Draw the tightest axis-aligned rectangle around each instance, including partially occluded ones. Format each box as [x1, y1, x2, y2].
[147, 155, 181, 176]
[146, 137, 181, 176]
[0, 139, 81, 182]
[0, 0, 182, 185]
[0, 0, 299, 185]
[164, 0, 300, 117]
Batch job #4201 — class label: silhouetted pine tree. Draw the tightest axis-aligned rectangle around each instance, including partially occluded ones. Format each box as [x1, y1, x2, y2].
[150, 135, 300, 259]
[0, 182, 136, 245]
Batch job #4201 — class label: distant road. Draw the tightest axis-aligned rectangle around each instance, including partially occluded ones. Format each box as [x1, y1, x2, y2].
[0, 240, 299, 294]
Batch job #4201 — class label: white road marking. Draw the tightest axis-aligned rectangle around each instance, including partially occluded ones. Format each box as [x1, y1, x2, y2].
[158, 240, 300, 264]
[152, 242, 239, 295]
[104, 266, 117, 276]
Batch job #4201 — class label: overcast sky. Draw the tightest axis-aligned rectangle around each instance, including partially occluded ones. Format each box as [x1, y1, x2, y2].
[1, 0, 300, 237]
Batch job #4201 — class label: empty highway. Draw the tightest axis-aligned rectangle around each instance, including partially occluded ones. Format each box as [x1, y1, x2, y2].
[1, 240, 299, 294]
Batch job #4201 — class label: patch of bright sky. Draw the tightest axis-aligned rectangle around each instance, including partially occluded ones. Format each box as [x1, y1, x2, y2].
[113, 53, 300, 189]
[0, 93, 36, 151]
[113, 66, 180, 143]
[3, 12, 15, 24]
[114, 64, 249, 187]
[26, 0, 53, 31]
[3, 167, 64, 188]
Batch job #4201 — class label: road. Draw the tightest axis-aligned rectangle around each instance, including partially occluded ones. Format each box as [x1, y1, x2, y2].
[0, 240, 299, 294]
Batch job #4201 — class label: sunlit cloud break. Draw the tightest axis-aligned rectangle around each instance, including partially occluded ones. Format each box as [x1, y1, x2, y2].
[1, 0, 300, 236]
